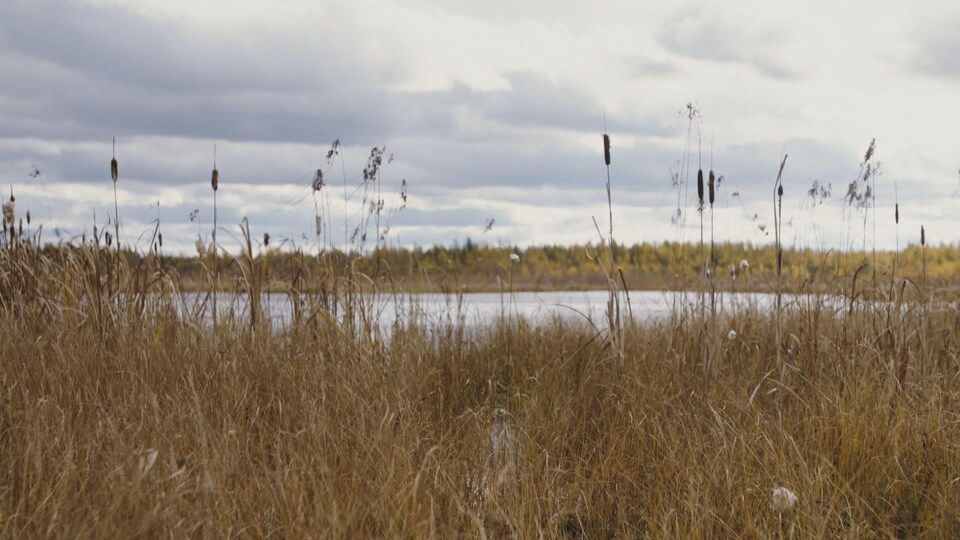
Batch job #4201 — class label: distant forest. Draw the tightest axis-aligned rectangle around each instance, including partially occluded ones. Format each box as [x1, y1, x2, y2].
[109, 240, 960, 292]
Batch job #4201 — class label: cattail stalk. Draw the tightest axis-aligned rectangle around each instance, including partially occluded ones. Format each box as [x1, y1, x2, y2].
[602, 126, 622, 366]
[211, 144, 219, 333]
[111, 137, 121, 301]
[773, 155, 788, 368]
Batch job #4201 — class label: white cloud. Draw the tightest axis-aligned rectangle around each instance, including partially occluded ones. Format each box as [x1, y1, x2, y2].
[0, 0, 958, 254]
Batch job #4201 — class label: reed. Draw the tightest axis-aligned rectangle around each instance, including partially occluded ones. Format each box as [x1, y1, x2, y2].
[772, 155, 787, 368]
[211, 145, 219, 332]
[111, 137, 120, 300]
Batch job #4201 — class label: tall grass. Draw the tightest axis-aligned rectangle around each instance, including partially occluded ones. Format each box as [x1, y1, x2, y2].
[2, 134, 960, 538]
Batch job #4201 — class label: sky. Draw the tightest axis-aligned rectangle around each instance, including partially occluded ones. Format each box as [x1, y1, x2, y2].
[1, 0, 959, 255]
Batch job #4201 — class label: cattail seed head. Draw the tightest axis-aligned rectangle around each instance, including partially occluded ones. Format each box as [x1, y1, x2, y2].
[697, 169, 704, 203]
[778, 184, 784, 198]
[312, 169, 324, 192]
[603, 134, 611, 166]
[921, 225, 926, 246]
[263, 232, 270, 246]
[708, 170, 716, 205]
[895, 203, 899, 224]
[315, 215, 323, 236]
[25, 210, 30, 225]
[2, 200, 14, 227]
[211, 168, 219, 191]
[158, 232, 163, 248]
[111, 158, 118, 182]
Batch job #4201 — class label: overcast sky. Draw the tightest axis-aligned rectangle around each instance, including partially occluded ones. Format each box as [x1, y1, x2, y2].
[2, 0, 959, 254]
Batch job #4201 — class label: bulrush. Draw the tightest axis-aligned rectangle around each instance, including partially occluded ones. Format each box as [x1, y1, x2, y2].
[708, 170, 715, 206]
[603, 134, 611, 166]
[111, 137, 118, 183]
[697, 169, 704, 205]
[2, 195, 13, 227]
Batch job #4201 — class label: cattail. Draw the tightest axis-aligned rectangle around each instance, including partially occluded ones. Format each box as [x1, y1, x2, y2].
[312, 169, 324, 192]
[2, 199, 13, 227]
[708, 170, 715, 205]
[315, 215, 323, 236]
[105, 231, 113, 247]
[263, 232, 270, 247]
[697, 169, 704, 203]
[603, 134, 611, 166]
[921, 225, 925, 246]
[111, 136, 118, 182]
[195, 238, 206, 257]
[895, 203, 899, 224]
[211, 168, 219, 191]
[158, 232, 163, 248]
[778, 184, 784, 198]
[25, 210, 30, 225]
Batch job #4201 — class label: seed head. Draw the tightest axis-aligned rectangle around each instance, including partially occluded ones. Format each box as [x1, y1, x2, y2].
[2, 200, 13, 227]
[771, 486, 798, 512]
[263, 232, 270, 246]
[111, 158, 118, 183]
[697, 169, 704, 203]
[895, 203, 899, 224]
[602, 134, 611, 166]
[708, 170, 715, 205]
[921, 225, 925, 246]
[211, 168, 219, 192]
[315, 215, 323, 236]
[739, 259, 749, 271]
[778, 184, 784, 198]
[510, 253, 520, 263]
[727, 329, 737, 341]
[312, 169, 324, 192]
[158, 232, 163, 248]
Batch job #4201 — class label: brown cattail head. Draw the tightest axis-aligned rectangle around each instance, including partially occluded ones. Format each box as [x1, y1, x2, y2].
[312, 169, 324, 192]
[25, 210, 30, 225]
[111, 158, 118, 183]
[158, 232, 163, 248]
[895, 203, 899, 224]
[603, 134, 611, 166]
[921, 225, 926, 246]
[315, 215, 323, 236]
[211, 168, 219, 192]
[697, 169, 704, 203]
[263, 232, 270, 246]
[708, 170, 715, 205]
[778, 184, 784, 198]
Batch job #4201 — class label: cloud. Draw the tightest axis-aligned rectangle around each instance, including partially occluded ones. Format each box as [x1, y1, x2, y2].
[0, 0, 957, 255]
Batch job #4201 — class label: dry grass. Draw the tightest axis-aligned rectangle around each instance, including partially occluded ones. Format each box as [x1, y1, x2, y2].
[2, 241, 960, 537]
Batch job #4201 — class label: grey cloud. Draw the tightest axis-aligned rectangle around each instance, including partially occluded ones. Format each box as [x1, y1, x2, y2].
[657, 9, 798, 80]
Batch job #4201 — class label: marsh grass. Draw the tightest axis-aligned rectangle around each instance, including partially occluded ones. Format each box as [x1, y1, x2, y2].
[2, 257, 960, 537]
[2, 136, 960, 538]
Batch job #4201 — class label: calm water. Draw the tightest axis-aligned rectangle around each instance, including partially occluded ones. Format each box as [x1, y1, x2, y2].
[197, 290, 843, 330]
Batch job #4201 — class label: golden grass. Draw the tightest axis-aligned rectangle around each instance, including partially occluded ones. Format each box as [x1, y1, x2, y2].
[1, 242, 960, 537]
